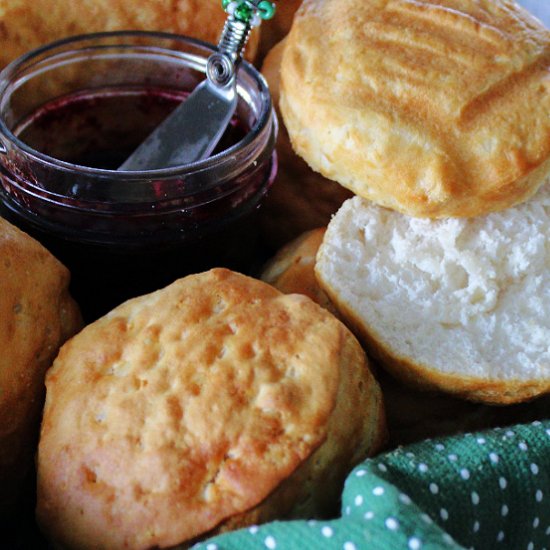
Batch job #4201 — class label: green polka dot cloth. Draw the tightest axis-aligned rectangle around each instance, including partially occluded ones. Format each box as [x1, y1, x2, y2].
[193, 420, 550, 550]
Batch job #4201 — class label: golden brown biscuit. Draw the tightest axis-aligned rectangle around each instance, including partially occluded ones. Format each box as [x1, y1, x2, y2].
[261, 228, 338, 315]
[37, 268, 385, 550]
[0, 218, 81, 517]
[0, 0, 259, 68]
[261, 40, 353, 248]
[281, 0, 550, 218]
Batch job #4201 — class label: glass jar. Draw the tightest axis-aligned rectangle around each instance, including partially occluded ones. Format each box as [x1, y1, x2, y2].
[0, 32, 277, 320]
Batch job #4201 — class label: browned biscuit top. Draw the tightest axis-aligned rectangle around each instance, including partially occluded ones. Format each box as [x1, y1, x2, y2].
[37, 269, 351, 549]
[281, 0, 550, 218]
[0, 0, 259, 68]
[0, 218, 81, 515]
[0, 218, 75, 391]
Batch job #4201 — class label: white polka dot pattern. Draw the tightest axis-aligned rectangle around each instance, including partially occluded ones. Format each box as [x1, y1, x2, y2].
[193, 421, 549, 550]
[421, 513, 433, 524]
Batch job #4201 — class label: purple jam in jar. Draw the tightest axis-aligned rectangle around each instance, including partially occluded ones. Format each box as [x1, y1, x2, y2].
[0, 33, 277, 320]
[16, 88, 247, 169]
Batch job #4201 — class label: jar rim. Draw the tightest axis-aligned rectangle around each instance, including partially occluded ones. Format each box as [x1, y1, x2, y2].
[0, 30, 273, 178]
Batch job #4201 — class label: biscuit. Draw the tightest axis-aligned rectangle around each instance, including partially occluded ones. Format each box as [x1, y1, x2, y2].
[281, 0, 550, 218]
[316, 186, 550, 404]
[0, 218, 81, 517]
[0, 0, 259, 68]
[261, 228, 338, 316]
[260, 228, 533, 445]
[37, 268, 385, 549]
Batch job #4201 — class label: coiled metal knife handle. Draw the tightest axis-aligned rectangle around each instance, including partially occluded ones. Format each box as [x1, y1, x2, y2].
[207, 0, 276, 87]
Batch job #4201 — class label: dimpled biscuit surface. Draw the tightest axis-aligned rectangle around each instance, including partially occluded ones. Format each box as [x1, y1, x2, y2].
[37, 269, 384, 549]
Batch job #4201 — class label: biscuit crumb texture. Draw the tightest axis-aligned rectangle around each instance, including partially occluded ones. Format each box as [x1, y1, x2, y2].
[37, 269, 384, 549]
[316, 185, 550, 403]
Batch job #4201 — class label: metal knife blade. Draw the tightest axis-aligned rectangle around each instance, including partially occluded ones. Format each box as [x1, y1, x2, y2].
[117, 2, 276, 172]
[118, 76, 237, 171]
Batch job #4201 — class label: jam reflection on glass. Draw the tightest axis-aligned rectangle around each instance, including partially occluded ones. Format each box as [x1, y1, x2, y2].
[0, 87, 276, 321]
